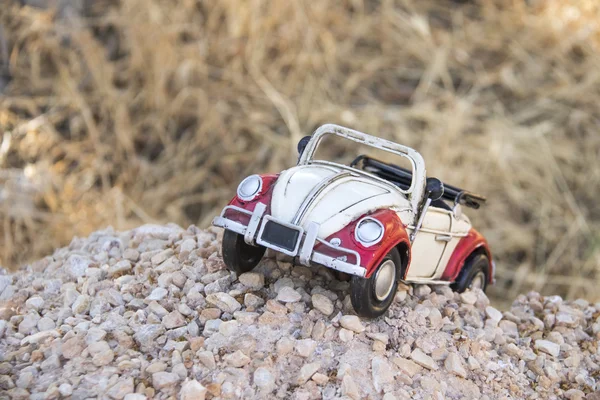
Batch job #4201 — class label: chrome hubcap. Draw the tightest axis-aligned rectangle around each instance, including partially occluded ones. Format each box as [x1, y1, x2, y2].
[469, 272, 485, 290]
[374, 260, 396, 301]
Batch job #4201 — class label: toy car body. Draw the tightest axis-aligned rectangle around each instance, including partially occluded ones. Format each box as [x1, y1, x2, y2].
[213, 124, 494, 317]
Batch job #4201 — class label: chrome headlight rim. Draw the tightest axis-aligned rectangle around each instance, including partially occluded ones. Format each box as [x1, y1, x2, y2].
[354, 217, 384, 247]
[237, 175, 263, 201]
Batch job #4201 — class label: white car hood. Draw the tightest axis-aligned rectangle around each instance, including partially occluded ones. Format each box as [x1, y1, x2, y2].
[270, 164, 412, 238]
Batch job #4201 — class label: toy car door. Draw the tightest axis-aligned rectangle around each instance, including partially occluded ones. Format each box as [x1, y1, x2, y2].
[436, 205, 472, 275]
[405, 207, 452, 279]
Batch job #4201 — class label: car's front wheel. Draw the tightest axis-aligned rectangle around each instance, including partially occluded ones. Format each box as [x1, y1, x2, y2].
[350, 248, 401, 318]
[222, 230, 266, 275]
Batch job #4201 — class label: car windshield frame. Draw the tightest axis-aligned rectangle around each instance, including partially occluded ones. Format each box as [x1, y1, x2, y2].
[297, 124, 427, 213]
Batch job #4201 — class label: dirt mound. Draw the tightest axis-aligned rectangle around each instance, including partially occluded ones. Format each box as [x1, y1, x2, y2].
[0, 225, 598, 399]
[1, 1, 600, 306]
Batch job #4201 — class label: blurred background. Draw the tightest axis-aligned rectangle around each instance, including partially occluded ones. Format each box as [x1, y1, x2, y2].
[1, 0, 599, 308]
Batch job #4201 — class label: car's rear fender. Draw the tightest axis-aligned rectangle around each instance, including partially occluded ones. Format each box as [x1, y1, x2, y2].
[441, 228, 493, 283]
[317, 209, 411, 279]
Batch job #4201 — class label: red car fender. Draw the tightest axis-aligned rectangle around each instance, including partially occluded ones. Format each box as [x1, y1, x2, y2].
[224, 174, 278, 224]
[318, 209, 411, 279]
[441, 228, 493, 283]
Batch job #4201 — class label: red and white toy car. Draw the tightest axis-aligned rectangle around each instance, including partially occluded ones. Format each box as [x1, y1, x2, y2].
[213, 124, 494, 317]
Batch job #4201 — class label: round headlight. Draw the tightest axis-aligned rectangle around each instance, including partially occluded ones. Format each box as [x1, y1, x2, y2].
[237, 175, 262, 200]
[355, 218, 384, 246]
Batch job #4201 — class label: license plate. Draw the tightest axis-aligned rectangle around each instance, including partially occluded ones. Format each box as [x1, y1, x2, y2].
[259, 220, 301, 253]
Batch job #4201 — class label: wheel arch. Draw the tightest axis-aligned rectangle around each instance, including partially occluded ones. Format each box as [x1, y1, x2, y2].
[441, 228, 493, 283]
[394, 240, 411, 279]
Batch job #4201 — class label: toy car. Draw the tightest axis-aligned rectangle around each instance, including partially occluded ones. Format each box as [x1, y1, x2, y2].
[213, 124, 494, 317]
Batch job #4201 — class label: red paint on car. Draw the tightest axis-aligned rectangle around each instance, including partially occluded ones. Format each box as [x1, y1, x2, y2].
[316, 209, 411, 278]
[441, 228, 493, 283]
[223, 174, 278, 224]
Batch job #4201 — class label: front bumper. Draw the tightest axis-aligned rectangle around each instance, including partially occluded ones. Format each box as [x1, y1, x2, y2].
[212, 202, 366, 277]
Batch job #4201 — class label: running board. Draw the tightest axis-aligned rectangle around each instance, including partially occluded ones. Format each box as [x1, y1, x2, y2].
[400, 278, 452, 285]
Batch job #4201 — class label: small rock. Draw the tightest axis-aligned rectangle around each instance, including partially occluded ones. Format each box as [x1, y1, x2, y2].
[238, 272, 265, 289]
[108, 260, 132, 276]
[444, 352, 467, 378]
[197, 351, 216, 370]
[218, 320, 239, 336]
[296, 362, 320, 385]
[244, 293, 264, 310]
[152, 371, 180, 390]
[147, 287, 168, 301]
[311, 373, 329, 385]
[460, 291, 477, 305]
[25, 296, 44, 311]
[224, 350, 251, 367]
[339, 328, 354, 342]
[19, 313, 40, 335]
[296, 339, 317, 358]
[206, 293, 242, 313]
[37, 317, 55, 331]
[273, 277, 294, 293]
[393, 357, 422, 377]
[411, 348, 438, 370]
[254, 367, 275, 390]
[534, 340, 560, 357]
[341, 374, 361, 400]
[485, 306, 503, 324]
[414, 285, 431, 297]
[180, 379, 207, 400]
[106, 377, 134, 399]
[58, 383, 73, 397]
[146, 362, 168, 374]
[340, 315, 365, 333]
[162, 311, 186, 329]
[311, 294, 334, 316]
[276, 286, 302, 303]
[372, 356, 394, 393]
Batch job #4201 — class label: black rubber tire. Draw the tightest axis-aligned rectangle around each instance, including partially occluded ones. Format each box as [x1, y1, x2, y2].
[451, 253, 489, 293]
[350, 248, 401, 318]
[221, 230, 266, 275]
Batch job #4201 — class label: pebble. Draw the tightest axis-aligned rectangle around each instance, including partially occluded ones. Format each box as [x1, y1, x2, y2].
[372, 356, 394, 392]
[411, 348, 438, 370]
[311, 293, 334, 316]
[534, 340, 560, 357]
[152, 371, 180, 390]
[254, 367, 275, 390]
[296, 339, 317, 357]
[460, 291, 478, 305]
[205, 293, 242, 313]
[147, 287, 168, 301]
[224, 350, 251, 367]
[485, 306, 503, 323]
[276, 286, 302, 303]
[25, 296, 44, 310]
[180, 379, 207, 400]
[444, 352, 467, 378]
[297, 362, 321, 385]
[162, 311, 186, 329]
[238, 272, 265, 289]
[340, 315, 365, 333]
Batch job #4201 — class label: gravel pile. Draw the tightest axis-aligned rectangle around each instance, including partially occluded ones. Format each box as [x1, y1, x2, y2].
[0, 224, 599, 399]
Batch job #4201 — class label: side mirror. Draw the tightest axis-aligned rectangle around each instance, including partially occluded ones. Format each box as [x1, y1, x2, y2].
[426, 177, 444, 201]
[297, 136, 311, 156]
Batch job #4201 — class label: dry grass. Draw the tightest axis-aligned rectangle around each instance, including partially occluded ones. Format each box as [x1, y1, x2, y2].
[1, 0, 599, 307]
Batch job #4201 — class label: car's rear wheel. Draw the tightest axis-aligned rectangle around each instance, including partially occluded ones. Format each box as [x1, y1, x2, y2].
[222, 230, 266, 275]
[350, 248, 401, 318]
[451, 253, 489, 293]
